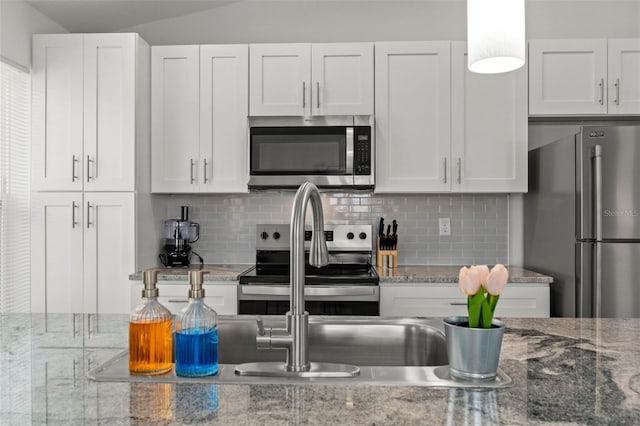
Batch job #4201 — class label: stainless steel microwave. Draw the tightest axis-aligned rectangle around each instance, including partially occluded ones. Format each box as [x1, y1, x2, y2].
[248, 123, 374, 189]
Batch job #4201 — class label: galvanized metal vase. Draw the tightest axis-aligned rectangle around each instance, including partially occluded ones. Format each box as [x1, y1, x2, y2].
[443, 316, 505, 381]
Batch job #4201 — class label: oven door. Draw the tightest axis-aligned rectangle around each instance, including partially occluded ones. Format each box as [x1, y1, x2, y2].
[249, 126, 354, 188]
[237, 285, 380, 316]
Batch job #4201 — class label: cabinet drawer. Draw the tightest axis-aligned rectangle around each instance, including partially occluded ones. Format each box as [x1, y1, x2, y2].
[131, 281, 238, 315]
[381, 284, 550, 318]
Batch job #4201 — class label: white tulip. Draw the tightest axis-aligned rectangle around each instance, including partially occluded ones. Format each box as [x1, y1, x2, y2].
[484, 264, 509, 295]
[458, 266, 482, 295]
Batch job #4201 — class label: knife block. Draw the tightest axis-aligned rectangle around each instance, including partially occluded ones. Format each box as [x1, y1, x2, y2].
[377, 237, 398, 269]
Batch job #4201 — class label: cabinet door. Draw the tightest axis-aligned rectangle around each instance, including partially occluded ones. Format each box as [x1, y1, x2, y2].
[31, 193, 84, 313]
[311, 43, 374, 116]
[83, 192, 135, 314]
[83, 34, 136, 191]
[32, 35, 84, 191]
[151, 45, 200, 192]
[451, 42, 527, 193]
[199, 45, 249, 193]
[529, 39, 608, 115]
[249, 43, 311, 116]
[374, 41, 451, 193]
[608, 38, 640, 115]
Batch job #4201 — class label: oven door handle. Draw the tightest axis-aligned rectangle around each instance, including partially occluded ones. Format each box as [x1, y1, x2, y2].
[240, 286, 377, 297]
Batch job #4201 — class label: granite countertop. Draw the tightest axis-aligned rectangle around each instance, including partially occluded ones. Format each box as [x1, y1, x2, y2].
[2, 314, 638, 424]
[128, 264, 252, 282]
[129, 264, 553, 285]
[378, 265, 553, 284]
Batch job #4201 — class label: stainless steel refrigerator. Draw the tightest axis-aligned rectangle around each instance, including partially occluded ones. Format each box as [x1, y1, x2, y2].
[524, 125, 640, 318]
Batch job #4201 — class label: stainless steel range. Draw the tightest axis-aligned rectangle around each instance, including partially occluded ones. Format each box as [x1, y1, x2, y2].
[238, 224, 379, 315]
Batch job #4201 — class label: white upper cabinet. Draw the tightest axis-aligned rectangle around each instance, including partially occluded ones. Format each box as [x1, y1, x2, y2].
[32, 34, 142, 191]
[199, 45, 249, 192]
[375, 41, 527, 193]
[151, 45, 200, 192]
[152, 45, 249, 193]
[374, 41, 451, 193]
[249, 44, 310, 116]
[249, 43, 373, 116]
[608, 39, 640, 115]
[32, 35, 84, 191]
[529, 38, 640, 115]
[451, 42, 527, 193]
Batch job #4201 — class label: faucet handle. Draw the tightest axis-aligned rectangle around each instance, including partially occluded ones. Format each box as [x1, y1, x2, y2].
[256, 317, 265, 336]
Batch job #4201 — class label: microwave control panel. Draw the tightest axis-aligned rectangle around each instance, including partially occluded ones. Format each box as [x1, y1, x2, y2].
[354, 127, 371, 175]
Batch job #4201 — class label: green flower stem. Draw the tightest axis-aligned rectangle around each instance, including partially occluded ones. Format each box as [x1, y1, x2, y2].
[489, 294, 500, 313]
[467, 291, 484, 328]
[481, 297, 493, 328]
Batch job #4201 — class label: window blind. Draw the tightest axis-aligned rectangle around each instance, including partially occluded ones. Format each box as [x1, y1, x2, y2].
[0, 58, 31, 313]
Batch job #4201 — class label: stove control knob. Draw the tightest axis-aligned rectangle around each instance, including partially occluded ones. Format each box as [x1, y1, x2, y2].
[260, 231, 269, 240]
[347, 232, 355, 240]
[359, 232, 367, 240]
[273, 232, 281, 240]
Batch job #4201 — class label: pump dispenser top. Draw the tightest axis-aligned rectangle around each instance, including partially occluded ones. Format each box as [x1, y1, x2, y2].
[129, 268, 173, 376]
[174, 270, 219, 377]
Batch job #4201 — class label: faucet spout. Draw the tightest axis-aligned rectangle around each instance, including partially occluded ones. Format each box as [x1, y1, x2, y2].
[290, 182, 328, 315]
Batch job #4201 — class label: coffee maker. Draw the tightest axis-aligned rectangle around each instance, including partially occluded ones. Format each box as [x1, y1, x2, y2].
[159, 206, 202, 267]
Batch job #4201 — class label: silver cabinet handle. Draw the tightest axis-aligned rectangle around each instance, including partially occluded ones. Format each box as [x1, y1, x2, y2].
[86, 155, 94, 182]
[71, 155, 79, 182]
[302, 81, 306, 108]
[457, 158, 462, 184]
[614, 78, 620, 105]
[71, 201, 79, 228]
[449, 302, 467, 306]
[190, 159, 196, 184]
[443, 158, 447, 184]
[598, 78, 604, 105]
[316, 82, 320, 109]
[203, 158, 209, 184]
[86, 201, 93, 229]
[167, 299, 189, 304]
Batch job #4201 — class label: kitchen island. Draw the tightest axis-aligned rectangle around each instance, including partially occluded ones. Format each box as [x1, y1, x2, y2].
[1, 314, 638, 424]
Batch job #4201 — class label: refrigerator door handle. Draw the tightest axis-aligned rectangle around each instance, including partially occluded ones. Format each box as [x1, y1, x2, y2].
[591, 145, 603, 240]
[594, 242, 602, 318]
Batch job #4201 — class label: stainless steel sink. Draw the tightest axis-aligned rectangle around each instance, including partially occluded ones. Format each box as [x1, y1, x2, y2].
[219, 316, 448, 367]
[88, 316, 513, 388]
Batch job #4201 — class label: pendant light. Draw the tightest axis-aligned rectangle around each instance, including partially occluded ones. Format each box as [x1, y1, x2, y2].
[467, 0, 525, 74]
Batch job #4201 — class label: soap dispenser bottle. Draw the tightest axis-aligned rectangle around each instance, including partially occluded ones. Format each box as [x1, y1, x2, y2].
[175, 270, 219, 377]
[129, 268, 173, 375]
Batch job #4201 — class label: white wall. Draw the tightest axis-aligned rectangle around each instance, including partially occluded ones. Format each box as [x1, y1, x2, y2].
[123, 0, 640, 45]
[0, 0, 68, 69]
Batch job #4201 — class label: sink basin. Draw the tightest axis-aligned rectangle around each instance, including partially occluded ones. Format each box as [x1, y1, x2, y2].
[88, 315, 513, 388]
[219, 316, 448, 367]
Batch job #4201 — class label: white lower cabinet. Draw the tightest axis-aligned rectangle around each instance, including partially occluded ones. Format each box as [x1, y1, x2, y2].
[380, 284, 550, 318]
[31, 192, 135, 314]
[130, 281, 238, 315]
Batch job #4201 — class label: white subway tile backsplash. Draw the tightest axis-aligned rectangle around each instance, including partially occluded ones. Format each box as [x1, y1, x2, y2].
[153, 192, 509, 266]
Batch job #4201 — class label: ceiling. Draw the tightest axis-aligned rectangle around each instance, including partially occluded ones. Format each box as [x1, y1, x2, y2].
[25, 0, 239, 32]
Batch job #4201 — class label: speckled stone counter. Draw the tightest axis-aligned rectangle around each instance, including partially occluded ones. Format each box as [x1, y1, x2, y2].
[2, 314, 638, 425]
[378, 265, 553, 285]
[129, 264, 251, 282]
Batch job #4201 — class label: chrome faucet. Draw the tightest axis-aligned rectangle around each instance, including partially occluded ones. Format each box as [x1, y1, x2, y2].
[256, 182, 328, 372]
[236, 182, 358, 378]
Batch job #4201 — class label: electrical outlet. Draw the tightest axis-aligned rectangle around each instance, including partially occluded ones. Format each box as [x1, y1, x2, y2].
[438, 218, 451, 236]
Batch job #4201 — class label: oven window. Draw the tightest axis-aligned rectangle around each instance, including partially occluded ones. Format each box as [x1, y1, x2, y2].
[250, 127, 347, 175]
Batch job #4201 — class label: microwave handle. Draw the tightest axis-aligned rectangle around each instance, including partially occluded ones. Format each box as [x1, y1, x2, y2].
[346, 127, 354, 175]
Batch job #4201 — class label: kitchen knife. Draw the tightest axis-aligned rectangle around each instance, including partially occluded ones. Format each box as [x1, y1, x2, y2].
[386, 224, 391, 249]
[379, 218, 385, 249]
[392, 220, 398, 249]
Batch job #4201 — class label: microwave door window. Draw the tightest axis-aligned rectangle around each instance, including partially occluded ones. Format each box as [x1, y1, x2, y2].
[252, 134, 346, 175]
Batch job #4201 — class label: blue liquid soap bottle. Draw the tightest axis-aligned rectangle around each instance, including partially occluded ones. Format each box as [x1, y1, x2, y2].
[175, 270, 219, 377]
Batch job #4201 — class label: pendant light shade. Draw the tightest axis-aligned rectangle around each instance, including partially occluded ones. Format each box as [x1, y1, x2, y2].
[467, 0, 525, 74]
